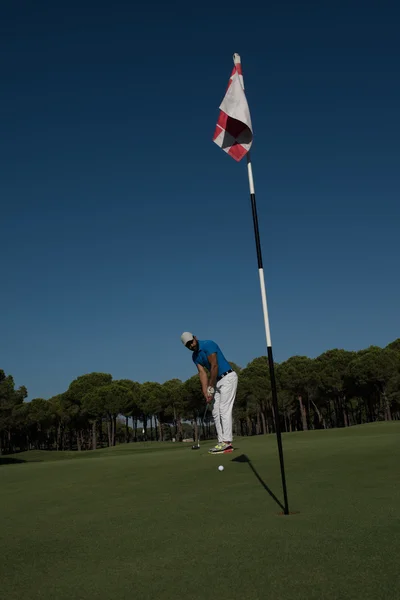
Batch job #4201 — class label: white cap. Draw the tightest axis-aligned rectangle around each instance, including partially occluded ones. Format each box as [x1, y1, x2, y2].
[180, 331, 194, 345]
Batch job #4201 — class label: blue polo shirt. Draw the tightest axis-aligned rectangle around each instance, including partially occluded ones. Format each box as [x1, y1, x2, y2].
[192, 340, 232, 377]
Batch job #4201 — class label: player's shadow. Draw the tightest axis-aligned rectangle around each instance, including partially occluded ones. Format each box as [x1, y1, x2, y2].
[232, 453, 285, 512]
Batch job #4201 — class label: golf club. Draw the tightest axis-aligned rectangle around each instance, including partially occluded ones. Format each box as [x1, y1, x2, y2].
[192, 403, 209, 449]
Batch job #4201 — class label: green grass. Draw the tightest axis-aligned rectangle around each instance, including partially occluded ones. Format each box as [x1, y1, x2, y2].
[1, 422, 400, 600]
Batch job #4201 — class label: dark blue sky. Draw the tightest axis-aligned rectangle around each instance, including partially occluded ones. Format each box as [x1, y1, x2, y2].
[1, 1, 399, 400]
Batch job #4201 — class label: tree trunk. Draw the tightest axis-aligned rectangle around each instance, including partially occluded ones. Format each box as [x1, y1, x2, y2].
[283, 413, 287, 433]
[157, 416, 163, 442]
[76, 430, 81, 452]
[358, 400, 364, 424]
[177, 416, 183, 442]
[311, 400, 326, 429]
[382, 391, 392, 421]
[366, 399, 373, 423]
[260, 411, 267, 435]
[98, 418, 103, 447]
[246, 416, 252, 436]
[173, 406, 178, 440]
[125, 416, 130, 443]
[385, 403, 392, 421]
[92, 421, 97, 450]
[112, 415, 116, 446]
[349, 404, 356, 426]
[298, 396, 308, 430]
[107, 418, 112, 447]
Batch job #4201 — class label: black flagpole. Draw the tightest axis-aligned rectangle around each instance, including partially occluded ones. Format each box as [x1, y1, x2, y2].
[247, 151, 289, 515]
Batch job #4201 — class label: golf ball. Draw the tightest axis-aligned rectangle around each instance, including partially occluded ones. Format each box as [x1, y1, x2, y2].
[218, 465, 224, 471]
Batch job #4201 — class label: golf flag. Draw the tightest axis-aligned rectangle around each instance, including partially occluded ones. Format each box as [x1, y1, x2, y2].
[212, 54, 290, 515]
[212, 56, 253, 162]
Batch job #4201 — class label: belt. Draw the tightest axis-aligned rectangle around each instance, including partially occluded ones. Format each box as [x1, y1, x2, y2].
[217, 369, 233, 381]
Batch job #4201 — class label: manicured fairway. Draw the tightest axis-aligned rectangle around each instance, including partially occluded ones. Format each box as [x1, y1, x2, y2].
[1, 422, 400, 599]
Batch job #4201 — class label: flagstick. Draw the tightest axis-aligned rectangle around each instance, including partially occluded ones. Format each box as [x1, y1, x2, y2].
[235, 54, 289, 515]
[246, 152, 289, 515]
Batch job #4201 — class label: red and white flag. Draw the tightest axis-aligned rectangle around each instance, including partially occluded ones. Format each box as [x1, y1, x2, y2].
[213, 54, 253, 162]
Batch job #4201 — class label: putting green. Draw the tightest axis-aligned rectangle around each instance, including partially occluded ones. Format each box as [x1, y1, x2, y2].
[1, 422, 400, 599]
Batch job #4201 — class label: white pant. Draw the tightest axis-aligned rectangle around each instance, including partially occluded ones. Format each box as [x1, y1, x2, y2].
[212, 371, 238, 443]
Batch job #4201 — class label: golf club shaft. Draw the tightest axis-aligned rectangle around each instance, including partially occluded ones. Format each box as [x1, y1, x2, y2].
[198, 403, 209, 445]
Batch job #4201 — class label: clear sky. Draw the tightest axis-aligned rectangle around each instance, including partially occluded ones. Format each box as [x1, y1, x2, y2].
[1, 0, 399, 400]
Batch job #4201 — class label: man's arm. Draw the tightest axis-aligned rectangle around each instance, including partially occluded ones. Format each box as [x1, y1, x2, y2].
[207, 352, 218, 389]
[196, 364, 209, 399]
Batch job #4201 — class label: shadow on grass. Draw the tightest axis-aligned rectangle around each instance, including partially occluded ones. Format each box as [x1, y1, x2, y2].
[0, 457, 28, 465]
[232, 453, 285, 512]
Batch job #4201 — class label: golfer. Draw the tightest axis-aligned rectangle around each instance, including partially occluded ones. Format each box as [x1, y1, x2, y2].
[180, 332, 238, 454]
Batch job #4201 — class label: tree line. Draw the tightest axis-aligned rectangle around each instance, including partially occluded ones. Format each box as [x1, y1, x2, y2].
[1, 339, 399, 455]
